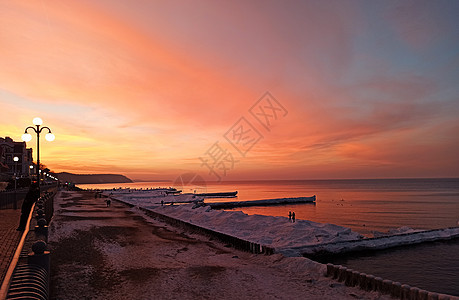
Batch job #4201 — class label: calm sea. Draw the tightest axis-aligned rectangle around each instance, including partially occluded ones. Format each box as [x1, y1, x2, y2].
[78, 178, 459, 296]
[78, 178, 459, 236]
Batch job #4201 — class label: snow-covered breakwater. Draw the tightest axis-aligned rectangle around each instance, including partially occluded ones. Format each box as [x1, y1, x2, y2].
[207, 196, 316, 209]
[111, 196, 273, 254]
[294, 227, 459, 257]
[105, 190, 459, 259]
[106, 191, 363, 254]
[140, 206, 274, 254]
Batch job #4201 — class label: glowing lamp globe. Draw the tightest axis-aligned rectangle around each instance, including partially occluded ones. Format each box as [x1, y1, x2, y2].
[22, 133, 32, 142]
[33, 117, 43, 126]
[45, 133, 55, 141]
[13, 156, 19, 162]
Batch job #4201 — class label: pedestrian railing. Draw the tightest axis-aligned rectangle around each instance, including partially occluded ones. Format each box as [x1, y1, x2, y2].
[2, 191, 56, 300]
[0, 189, 28, 210]
[37, 192, 55, 225]
[0, 184, 58, 210]
[6, 264, 48, 300]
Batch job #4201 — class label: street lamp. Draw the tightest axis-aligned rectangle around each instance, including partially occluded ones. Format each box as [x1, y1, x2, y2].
[13, 156, 19, 174]
[22, 117, 55, 194]
[13, 156, 19, 209]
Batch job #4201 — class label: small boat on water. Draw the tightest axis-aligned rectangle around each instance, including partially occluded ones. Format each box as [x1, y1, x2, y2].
[195, 191, 238, 198]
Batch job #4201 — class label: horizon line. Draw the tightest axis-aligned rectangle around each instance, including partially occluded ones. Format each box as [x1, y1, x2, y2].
[129, 177, 459, 183]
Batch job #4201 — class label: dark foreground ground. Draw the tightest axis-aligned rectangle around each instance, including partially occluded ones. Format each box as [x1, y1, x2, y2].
[49, 191, 388, 300]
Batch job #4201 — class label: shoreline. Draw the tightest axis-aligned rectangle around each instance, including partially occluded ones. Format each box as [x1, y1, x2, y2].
[49, 190, 391, 299]
[104, 189, 459, 254]
[104, 188, 459, 298]
[77, 179, 459, 236]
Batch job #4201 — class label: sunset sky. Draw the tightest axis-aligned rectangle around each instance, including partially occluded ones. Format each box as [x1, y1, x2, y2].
[1, 0, 458, 181]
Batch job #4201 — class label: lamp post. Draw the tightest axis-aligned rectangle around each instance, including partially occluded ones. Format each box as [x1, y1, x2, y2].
[22, 117, 55, 194]
[13, 156, 19, 209]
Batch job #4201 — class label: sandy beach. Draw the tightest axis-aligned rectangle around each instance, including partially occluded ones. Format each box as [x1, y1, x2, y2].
[48, 191, 389, 299]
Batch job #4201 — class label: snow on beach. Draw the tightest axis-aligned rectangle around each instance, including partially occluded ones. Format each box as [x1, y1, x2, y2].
[104, 189, 459, 258]
[105, 190, 364, 254]
[50, 191, 391, 300]
[103, 189, 203, 204]
[153, 205, 362, 249]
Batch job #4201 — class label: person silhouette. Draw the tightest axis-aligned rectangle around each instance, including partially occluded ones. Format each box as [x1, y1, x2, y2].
[17, 182, 40, 231]
[292, 212, 296, 223]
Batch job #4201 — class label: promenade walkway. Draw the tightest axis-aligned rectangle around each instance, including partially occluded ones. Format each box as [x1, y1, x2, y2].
[49, 191, 388, 300]
[0, 209, 21, 285]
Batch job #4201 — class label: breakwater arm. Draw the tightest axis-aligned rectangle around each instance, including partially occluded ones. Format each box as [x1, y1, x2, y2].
[207, 196, 316, 209]
[291, 227, 459, 258]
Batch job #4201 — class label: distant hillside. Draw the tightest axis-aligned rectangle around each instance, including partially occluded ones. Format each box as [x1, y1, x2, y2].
[56, 172, 133, 184]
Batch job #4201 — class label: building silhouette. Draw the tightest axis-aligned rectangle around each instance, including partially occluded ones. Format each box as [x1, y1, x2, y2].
[0, 137, 33, 181]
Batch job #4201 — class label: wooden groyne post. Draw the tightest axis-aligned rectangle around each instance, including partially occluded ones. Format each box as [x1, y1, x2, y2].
[112, 196, 274, 255]
[325, 263, 459, 300]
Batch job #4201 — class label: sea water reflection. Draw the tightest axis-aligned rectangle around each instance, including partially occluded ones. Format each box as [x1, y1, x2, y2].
[321, 239, 459, 297]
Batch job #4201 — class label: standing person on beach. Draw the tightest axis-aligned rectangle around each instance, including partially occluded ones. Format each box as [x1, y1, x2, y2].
[288, 211, 292, 221]
[292, 212, 296, 223]
[17, 182, 40, 231]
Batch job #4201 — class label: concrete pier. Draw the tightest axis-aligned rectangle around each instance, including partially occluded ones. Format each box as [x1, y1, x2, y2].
[207, 196, 316, 209]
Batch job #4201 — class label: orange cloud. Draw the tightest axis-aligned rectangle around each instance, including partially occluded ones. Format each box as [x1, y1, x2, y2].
[1, 1, 458, 180]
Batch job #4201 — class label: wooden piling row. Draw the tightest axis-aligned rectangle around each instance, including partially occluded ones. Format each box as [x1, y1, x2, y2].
[138, 206, 275, 254]
[325, 263, 458, 300]
[111, 198, 275, 255]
